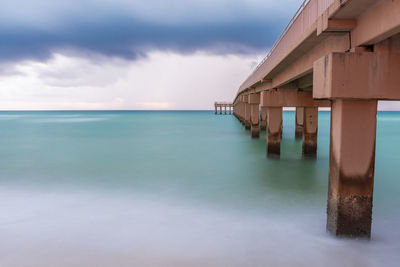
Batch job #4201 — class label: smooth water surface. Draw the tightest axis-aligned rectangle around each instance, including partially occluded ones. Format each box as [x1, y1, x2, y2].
[0, 111, 399, 266]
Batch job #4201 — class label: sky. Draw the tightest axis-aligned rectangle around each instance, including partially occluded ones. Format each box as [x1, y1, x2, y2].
[0, 0, 398, 110]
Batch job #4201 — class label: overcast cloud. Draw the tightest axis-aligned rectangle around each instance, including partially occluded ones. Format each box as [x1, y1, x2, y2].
[0, 0, 301, 61]
[1, 0, 398, 110]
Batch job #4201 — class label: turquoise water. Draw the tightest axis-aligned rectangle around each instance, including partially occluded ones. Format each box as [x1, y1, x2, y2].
[0, 111, 399, 266]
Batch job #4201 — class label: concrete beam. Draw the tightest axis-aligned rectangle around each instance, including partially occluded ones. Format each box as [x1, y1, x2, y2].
[270, 34, 350, 90]
[350, 0, 400, 47]
[248, 93, 261, 105]
[313, 50, 400, 100]
[261, 89, 331, 107]
[296, 74, 313, 90]
[317, 18, 357, 36]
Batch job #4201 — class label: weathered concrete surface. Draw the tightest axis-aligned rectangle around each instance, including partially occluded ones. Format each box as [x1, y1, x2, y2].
[266, 107, 282, 157]
[313, 39, 400, 100]
[244, 95, 251, 130]
[302, 107, 318, 158]
[350, 0, 400, 47]
[250, 104, 260, 138]
[327, 100, 377, 238]
[261, 88, 330, 107]
[295, 107, 304, 139]
[249, 93, 260, 138]
[260, 107, 268, 131]
[240, 100, 246, 125]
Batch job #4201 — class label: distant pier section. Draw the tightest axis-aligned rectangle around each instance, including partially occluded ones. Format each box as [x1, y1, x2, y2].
[214, 102, 233, 115]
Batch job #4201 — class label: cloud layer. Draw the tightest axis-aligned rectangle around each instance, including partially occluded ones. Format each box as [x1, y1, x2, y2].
[0, 52, 261, 110]
[0, 0, 301, 62]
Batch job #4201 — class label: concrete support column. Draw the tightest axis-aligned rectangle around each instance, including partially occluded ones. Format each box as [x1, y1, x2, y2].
[266, 107, 282, 157]
[240, 102, 245, 124]
[295, 107, 304, 139]
[302, 107, 318, 158]
[214, 104, 217, 115]
[249, 93, 260, 138]
[244, 96, 251, 130]
[327, 100, 377, 238]
[229, 106, 232, 115]
[238, 98, 243, 123]
[219, 105, 222, 115]
[260, 107, 268, 131]
[224, 105, 227, 115]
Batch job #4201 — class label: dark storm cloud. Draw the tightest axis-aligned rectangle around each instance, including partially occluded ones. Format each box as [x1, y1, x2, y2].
[0, 1, 298, 62]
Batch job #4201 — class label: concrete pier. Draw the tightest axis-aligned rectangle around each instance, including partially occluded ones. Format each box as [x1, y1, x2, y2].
[239, 98, 245, 124]
[243, 95, 251, 130]
[327, 100, 377, 238]
[266, 107, 282, 157]
[230, 0, 400, 238]
[295, 107, 304, 139]
[214, 102, 233, 116]
[249, 93, 260, 138]
[260, 107, 268, 131]
[302, 107, 318, 158]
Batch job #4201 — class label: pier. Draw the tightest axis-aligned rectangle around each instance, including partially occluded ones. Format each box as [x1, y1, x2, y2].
[231, 0, 400, 238]
[214, 102, 233, 115]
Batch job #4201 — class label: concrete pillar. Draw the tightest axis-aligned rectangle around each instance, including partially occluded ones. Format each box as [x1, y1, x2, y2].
[266, 107, 282, 157]
[240, 102, 245, 124]
[295, 107, 304, 139]
[249, 93, 260, 138]
[260, 107, 268, 131]
[214, 104, 217, 115]
[229, 105, 232, 115]
[302, 107, 318, 158]
[219, 105, 222, 115]
[244, 96, 251, 130]
[224, 105, 227, 115]
[327, 100, 377, 238]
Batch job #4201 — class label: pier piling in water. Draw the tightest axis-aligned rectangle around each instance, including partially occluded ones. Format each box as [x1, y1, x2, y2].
[243, 95, 251, 130]
[266, 107, 282, 157]
[326, 100, 377, 238]
[302, 107, 318, 158]
[295, 107, 304, 139]
[249, 93, 260, 138]
[214, 102, 233, 116]
[260, 107, 268, 131]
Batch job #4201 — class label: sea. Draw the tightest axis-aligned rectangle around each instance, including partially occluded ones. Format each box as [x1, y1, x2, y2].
[0, 110, 399, 267]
